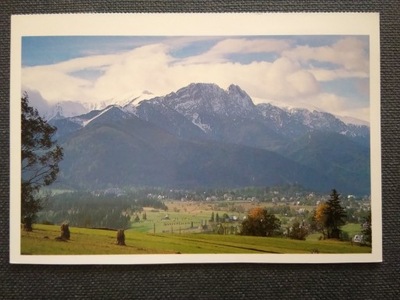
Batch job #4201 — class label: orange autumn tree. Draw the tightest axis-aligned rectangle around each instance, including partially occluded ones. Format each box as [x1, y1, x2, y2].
[313, 202, 329, 238]
[312, 189, 347, 239]
[241, 207, 281, 237]
[248, 207, 264, 219]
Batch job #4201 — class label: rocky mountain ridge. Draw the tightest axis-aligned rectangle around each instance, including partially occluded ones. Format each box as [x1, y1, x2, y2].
[48, 83, 370, 195]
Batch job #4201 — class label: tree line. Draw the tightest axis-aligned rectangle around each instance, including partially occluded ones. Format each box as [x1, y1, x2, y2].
[231, 189, 371, 244]
[38, 191, 167, 229]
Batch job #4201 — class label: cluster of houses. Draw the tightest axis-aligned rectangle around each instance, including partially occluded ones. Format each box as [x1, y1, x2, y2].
[91, 187, 126, 197]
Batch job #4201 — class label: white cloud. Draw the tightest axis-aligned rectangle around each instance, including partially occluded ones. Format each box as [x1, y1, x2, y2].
[22, 43, 310, 104]
[180, 38, 291, 65]
[282, 37, 369, 74]
[22, 52, 123, 102]
[313, 93, 369, 122]
[262, 57, 320, 99]
[49, 53, 120, 73]
[21, 37, 369, 121]
[22, 66, 93, 102]
[269, 92, 369, 122]
[307, 67, 369, 82]
[210, 38, 292, 55]
[90, 44, 175, 100]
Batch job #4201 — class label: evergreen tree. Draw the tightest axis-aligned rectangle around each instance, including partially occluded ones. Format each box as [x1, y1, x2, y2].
[209, 211, 214, 222]
[216, 213, 220, 223]
[324, 189, 346, 239]
[362, 212, 372, 245]
[134, 214, 140, 222]
[21, 94, 63, 231]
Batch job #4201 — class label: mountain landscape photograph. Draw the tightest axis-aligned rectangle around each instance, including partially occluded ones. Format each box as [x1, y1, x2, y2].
[15, 22, 378, 261]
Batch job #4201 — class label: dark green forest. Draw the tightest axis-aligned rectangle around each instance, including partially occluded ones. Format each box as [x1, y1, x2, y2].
[38, 191, 167, 229]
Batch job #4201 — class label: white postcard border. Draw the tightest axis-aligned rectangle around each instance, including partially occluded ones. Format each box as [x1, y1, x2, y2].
[10, 13, 381, 264]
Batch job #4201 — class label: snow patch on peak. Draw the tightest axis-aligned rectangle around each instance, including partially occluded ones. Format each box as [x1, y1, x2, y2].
[82, 106, 115, 127]
[337, 115, 370, 127]
[168, 82, 256, 118]
[122, 104, 138, 115]
[191, 113, 212, 133]
[227, 84, 255, 111]
[82, 90, 155, 116]
[48, 103, 64, 121]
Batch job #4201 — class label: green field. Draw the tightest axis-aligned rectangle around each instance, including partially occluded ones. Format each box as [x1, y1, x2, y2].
[130, 208, 232, 234]
[21, 224, 371, 255]
[307, 223, 364, 241]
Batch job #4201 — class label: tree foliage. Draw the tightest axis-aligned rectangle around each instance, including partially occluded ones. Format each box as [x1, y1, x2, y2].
[287, 221, 309, 240]
[37, 191, 168, 230]
[21, 94, 63, 230]
[324, 189, 346, 239]
[312, 189, 346, 239]
[312, 202, 328, 237]
[209, 212, 214, 222]
[241, 207, 281, 237]
[362, 212, 372, 245]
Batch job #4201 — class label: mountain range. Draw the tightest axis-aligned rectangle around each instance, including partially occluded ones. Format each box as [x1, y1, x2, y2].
[49, 83, 370, 195]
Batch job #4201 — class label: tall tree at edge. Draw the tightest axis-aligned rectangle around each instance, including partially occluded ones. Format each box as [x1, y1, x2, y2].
[324, 189, 346, 239]
[21, 93, 63, 231]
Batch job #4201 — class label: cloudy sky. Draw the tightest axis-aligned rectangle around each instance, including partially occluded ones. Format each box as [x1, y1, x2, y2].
[21, 35, 370, 122]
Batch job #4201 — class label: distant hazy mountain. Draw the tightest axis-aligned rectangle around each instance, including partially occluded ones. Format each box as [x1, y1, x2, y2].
[58, 114, 336, 192]
[50, 83, 370, 195]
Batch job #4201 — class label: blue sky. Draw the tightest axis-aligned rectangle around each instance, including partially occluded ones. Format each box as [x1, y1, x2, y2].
[21, 35, 370, 121]
[23, 35, 368, 66]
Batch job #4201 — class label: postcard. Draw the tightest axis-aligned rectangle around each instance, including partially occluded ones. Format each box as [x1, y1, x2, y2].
[10, 13, 381, 264]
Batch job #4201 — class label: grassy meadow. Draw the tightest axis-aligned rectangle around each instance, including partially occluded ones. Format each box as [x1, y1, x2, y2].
[21, 224, 370, 256]
[21, 200, 370, 255]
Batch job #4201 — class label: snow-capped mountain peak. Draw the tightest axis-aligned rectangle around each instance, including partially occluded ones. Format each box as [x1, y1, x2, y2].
[66, 105, 131, 128]
[81, 105, 115, 127]
[159, 82, 256, 119]
[227, 84, 255, 112]
[51, 83, 370, 195]
[48, 83, 369, 148]
[337, 115, 370, 127]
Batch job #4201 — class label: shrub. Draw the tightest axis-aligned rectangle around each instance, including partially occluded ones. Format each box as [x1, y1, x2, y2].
[116, 229, 126, 246]
[288, 221, 309, 240]
[60, 223, 70, 240]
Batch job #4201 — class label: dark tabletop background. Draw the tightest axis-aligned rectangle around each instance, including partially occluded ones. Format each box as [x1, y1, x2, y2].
[1, 1, 399, 299]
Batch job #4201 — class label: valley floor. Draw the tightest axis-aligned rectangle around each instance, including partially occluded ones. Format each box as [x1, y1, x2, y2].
[21, 224, 371, 255]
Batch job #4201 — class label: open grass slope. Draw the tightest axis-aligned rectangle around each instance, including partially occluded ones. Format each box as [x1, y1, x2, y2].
[21, 224, 371, 255]
[131, 206, 233, 234]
